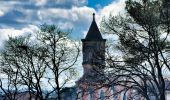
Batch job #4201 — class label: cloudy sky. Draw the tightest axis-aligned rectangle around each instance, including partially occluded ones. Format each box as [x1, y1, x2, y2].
[0, 0, 125, 47]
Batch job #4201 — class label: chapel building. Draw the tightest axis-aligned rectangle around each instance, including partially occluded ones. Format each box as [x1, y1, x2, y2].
[75, 13, 170, 100]
[76, 13, 117, 100]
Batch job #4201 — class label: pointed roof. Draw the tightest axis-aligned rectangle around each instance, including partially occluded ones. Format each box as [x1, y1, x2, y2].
[84, 13, 105, 41]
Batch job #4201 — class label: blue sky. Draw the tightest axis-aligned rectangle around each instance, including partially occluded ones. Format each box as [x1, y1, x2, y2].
[0, 0, 125, 47]
[88, 0, 113, 9]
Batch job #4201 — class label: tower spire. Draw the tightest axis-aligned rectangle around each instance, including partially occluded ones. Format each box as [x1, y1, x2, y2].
[93, 13, 95, 21]
[84, 13, 104, 41]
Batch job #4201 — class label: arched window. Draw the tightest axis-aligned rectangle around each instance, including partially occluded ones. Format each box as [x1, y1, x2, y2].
[123, 92, 126, 100]
[100, 90, 105, 100]
[112, 85, 117, 100]
[88, 88, 93, 100]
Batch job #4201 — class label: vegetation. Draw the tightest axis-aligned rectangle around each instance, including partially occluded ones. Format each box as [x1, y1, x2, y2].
[102, 0, 170, 100]
[0, 24, 80, 100]
[1, 0, 170, 100]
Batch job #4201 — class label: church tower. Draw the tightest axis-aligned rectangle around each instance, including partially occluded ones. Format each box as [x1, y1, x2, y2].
[77, 13, 112, 100]
[82, 13, 106, 75]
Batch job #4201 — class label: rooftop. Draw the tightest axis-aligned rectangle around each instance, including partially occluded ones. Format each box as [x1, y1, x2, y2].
[83, 13, 105, 41]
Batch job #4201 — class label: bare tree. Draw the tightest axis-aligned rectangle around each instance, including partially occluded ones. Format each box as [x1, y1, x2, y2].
[37, 24, 80, 100]
[0, 36, 30, 100]
[0, 24, 80, 100]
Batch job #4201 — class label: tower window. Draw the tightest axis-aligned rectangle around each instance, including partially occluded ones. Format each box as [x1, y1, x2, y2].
[100, 90, 105, 100]
[112, 85, 117, 100]
[123, 92, 126, 100]
[88, 88, 93, 100]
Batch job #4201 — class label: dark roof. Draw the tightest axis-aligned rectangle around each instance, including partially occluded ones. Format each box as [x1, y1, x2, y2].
[84, 13, 105, 41]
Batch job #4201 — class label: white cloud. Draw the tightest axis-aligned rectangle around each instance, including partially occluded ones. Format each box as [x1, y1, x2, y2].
[58, 22, 74, 30]
[103, 34, 119, 40]
[53, 0, 87, 6]
[82, 30, 88, 38]
[99, 0, 126, 18]
[0, 10, 4, 16]
[0, 25, 38, 37]
[0, 0, 126, 42]
[37, 6, 95, 35]
[34, 0, 47, 6]
[0, 25, 39, 47]
[31, 0, 87, 8]
[90, 0, 126, 26]
[0, 28, 23, 47]
[0, 2, 96, 45]
[0, 29, 22, 37]
[39, 6, 95, 23]
[0, 4, 12, 17]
